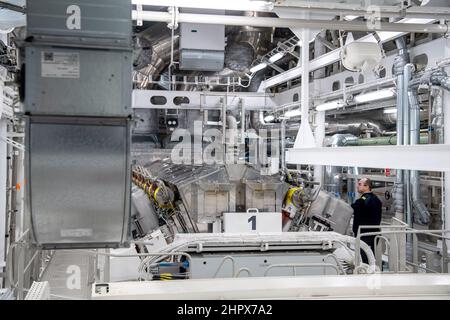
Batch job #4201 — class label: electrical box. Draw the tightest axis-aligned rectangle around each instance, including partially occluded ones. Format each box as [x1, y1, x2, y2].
[26, 0, 131, 48]
[179, 9, 225, 71]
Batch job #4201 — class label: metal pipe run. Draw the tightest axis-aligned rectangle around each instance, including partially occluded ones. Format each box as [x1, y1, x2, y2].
[132, 11, 450, 34]
[403, 63, 415, 229]
[343, 135, 428, 146]
[408, 87, 431, 225]
[392, 37, 408, 222]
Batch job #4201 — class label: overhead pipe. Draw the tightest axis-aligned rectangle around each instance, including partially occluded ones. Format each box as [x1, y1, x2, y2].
[132, 10, 450, 34]
[343, 134, 428, 146]
[325, 119, 386, 137]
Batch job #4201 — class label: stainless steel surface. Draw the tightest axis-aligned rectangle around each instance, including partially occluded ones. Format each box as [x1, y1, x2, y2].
[26, 117, 131, 249]
[25, 46, 132, 117]
[308, 191, 354, 235]
[40, 250, 93, 300]
[189, 252, 335, 279]
[131, 185, 159, 236]
[180, 49, 225, 72]
[26, 0, 131, 48]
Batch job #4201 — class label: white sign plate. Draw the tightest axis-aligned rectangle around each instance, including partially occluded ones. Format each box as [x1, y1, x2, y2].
[223, 209, 282, 233]
[41, 51, 80, 79]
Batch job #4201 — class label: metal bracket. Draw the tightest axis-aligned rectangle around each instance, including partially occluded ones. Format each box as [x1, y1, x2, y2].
[168, 6, 179, 30]
[0, 136, 25, 151]
[136, 4, 143, 27]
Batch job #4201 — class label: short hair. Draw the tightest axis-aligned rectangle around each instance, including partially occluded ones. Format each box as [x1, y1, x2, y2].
[361, 178, 373, 190]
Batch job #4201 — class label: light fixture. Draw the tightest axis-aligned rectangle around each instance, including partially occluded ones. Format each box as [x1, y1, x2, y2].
[285, 109, 301, 118]
[269, 52, 284, 63]
[250, 62, 267, 73]
[344, 15, 359, 21]
[315, 100, 344, 111]
[263, 115, 275, 122]
[353, 88, 396, 104]
[131, 0, 274, 12]
[383, 107, 397, 114]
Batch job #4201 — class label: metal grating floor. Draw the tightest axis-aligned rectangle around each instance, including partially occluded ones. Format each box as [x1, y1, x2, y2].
[40, 250, 93, 300]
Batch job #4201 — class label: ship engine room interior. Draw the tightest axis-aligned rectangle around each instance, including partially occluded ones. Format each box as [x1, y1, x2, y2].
[1, 0, 450, 300]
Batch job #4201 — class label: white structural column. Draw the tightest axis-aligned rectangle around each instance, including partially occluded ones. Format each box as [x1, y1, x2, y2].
[293, 28, 316, 148]
[313, 111, 325, 185]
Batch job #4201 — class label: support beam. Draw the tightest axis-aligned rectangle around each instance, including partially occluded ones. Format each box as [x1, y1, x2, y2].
[132, 11, 447, 34]
[132, 89, 276, 110]
[257, 18, 436, 92]
[286, 144, 450, 172]
[131, 0, 450, 19]
[0, 1, 26, 14]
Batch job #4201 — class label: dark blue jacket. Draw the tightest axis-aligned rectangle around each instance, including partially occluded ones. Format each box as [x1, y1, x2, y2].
[351, 192, 382, 237]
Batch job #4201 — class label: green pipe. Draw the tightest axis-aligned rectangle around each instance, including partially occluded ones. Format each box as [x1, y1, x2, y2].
[344, 134, 428, 146]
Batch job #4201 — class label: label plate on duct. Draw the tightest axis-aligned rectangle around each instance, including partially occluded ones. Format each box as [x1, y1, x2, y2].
[41, 51, 80, 79]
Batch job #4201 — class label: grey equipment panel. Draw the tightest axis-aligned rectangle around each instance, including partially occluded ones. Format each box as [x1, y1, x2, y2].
[26, 0, 131, 48]
[25, 46, 132, 117]
[26, 117, 131, 249]
[180, 49, 225, 72]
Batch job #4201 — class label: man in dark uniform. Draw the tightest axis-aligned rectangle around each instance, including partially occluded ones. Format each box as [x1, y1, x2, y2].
[351, 178, 382, 264]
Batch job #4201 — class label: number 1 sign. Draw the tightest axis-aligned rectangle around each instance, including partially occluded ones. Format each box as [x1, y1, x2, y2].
[223, 209, 282, 233]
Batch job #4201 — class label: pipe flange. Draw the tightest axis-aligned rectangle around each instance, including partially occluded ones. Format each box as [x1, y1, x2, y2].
[445, 21, 450, 39]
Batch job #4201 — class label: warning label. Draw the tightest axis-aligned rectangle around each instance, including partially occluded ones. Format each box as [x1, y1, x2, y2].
[41, 51, 80, 79]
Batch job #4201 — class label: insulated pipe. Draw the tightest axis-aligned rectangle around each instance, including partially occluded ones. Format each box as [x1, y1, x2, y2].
[403, 63, 415, 229]
[343, 134, 428, 146]
[226, 115, 238, 130]
[409, 88, 431, 225]
[393, 37, 408, 221]
[431, 69, 450, 91]
[431, 88, 444, 144]
[132, 11, 450, 34]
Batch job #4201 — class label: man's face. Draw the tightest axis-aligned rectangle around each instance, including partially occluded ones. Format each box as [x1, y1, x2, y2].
[358, 179, 370, 194]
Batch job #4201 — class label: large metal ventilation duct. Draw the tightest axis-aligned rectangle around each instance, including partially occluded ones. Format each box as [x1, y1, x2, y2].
[134, 12, 273, 90]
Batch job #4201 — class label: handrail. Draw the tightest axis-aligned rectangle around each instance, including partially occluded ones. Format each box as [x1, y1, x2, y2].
[213, 255, 236, 278]
[374, 235, 391, 270]
[234, 268, 252, 278]
[354, 228, 450, 271]
[323, 254, 346, 275]
[405, 261, 440, 274]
